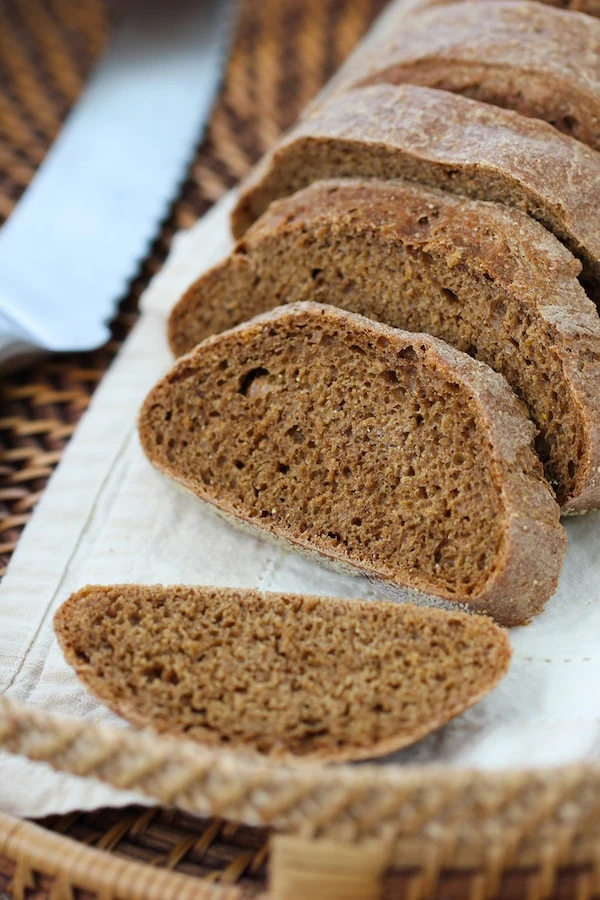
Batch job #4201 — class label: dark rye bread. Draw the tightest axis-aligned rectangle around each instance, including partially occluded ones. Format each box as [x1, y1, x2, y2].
[339, 1, 600, 151]
[54, 585, 512, 762]
[230, 84, 600, 304]
[170, 180, 600, 512]
[140, 303, 566, 627]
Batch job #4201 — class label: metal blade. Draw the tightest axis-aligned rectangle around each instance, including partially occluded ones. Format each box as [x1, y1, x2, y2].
[0, 0, 233, 354]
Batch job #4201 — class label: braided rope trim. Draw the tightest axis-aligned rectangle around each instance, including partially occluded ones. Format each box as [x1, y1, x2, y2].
[2, 696, 600, 882]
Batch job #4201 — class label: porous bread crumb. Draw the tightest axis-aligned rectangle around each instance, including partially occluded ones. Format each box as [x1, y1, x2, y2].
[171, 179, 600, 512]
[140, 302, 566, 626]
[54, 584, 513, 762]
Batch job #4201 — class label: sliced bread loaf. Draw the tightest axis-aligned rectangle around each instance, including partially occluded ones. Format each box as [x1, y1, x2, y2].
[230, 84, 600, 305]
[140, 303, 566, 627]
[54, 585, 512, 761]
[340, 1, 600, 150]
[170, 179, 600, 512]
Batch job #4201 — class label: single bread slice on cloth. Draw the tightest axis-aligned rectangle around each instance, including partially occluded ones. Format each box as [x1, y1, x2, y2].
[342, 1, 600, 151]
[54, 584, 512, 762]
[170, 179, 600, 513]
[139, 303, 566, 626]
[230, 84, 600, 308]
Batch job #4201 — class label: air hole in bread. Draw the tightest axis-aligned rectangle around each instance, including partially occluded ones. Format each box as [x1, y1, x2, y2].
[239, 367, 270, 396]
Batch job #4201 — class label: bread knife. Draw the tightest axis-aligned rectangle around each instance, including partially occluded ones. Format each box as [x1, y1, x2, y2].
[0, 0, 233, 369]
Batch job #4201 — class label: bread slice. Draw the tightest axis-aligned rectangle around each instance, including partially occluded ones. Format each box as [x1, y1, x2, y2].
[170, 179, 600, 513]
[230, 84, 600, 305]
[54, 584, 512, 762]
[140, 303, 566, 627]
[339, 1, 600, 151]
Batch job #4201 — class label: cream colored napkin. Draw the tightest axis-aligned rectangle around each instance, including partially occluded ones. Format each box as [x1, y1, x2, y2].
[0, 190, 598, 820]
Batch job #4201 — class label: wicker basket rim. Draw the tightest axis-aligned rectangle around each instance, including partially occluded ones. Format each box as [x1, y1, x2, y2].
[4, 692, 600, 875]
[0, 692, 588, 785]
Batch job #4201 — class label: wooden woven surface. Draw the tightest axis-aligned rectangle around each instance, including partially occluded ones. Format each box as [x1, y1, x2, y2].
[11, 806, 600, 899]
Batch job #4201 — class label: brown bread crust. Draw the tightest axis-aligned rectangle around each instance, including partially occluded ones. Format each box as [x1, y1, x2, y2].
[230, 84, 600, 305]
[54, 585, 512, 762]
[340, 1, 600, 150]
[140, 303, 566, 627]
[170, 179, 600, 512]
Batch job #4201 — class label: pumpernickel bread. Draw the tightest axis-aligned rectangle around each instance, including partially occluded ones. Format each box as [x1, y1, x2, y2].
[140, 303, 566, 627]
[338, 1, 600, 150]
[54, 584, 513, 762]
[230, 84, 600, 305]
[170, 179, 600, 512]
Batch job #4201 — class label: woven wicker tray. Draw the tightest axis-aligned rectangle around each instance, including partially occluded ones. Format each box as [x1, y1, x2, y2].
[1, 1, 600, 897]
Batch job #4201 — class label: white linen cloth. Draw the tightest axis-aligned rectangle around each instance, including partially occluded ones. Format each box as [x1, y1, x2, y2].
[0, 192, 598, 819]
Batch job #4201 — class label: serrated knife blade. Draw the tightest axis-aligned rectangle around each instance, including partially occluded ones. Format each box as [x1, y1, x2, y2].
[0, 0, 233, 367]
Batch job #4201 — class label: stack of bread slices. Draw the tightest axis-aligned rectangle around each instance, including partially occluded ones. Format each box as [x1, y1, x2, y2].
[57, 0, 600, 761]
[140, 0, 600, 629]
